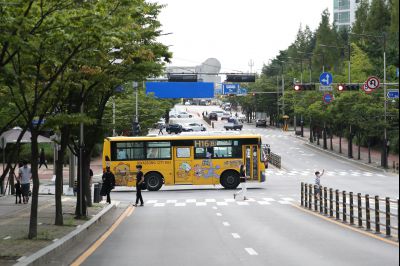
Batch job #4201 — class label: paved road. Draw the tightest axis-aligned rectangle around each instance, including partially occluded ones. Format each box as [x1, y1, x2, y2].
[74, 104, 399, 266]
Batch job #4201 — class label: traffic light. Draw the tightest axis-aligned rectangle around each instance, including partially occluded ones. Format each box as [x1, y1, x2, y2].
[337, 84, 345, 92]
[226, 74, 256, 83]
[168, 74, 198, 82]
[132, 122, 140, 136]
[338, 84, 360, 91]
[293, 84, 316, 91]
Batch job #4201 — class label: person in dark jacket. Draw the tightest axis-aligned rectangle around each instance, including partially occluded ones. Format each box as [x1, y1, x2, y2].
[134, 165, 145, 207]
[101, 166, 115, 204]
[39, 148, 48, 169]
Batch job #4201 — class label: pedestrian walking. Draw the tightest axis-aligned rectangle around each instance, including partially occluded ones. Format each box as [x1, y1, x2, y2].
[134, 165, 145, 207]
[39, 148, 48, 169]
[315, 169, 325, 199]
[158, 124, 164, 135]
[18, 160, 31, 204]
[233, 165, 248, 201]
[101, 166, 115, 204]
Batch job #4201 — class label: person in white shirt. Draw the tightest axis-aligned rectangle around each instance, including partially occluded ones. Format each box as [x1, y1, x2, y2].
[315, 169, 325, 199]
[18, 160, 32, 204]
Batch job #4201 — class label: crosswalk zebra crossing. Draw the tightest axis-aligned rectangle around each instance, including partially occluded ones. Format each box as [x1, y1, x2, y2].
[141, 197, 298, 208]
[266, 169, 385, 178]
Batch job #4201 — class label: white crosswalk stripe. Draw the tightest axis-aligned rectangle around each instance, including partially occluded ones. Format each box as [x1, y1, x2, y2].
[266, 169, 382, 178]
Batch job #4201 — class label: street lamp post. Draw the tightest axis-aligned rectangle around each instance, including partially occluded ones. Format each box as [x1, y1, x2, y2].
[349, 32, 388, 168]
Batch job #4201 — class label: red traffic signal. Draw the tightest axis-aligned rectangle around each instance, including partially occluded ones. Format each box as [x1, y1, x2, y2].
[293, 84, 315, 91]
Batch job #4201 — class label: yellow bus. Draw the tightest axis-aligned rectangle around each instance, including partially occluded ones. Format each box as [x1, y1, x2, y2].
[102, 134, 266, 191]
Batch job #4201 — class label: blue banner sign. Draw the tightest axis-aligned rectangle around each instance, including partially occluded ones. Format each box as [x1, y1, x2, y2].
[146, 82, 214, 99]
[387, 90, 399, 99]
[222, 84, 240, 95]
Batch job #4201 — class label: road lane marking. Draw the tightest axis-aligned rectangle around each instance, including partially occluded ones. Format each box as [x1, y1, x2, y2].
[205, 199, 216, 202]
[216, 202, 228, 206]
[224, 199, 235, 202]
[263, 198, 276, 202]
[237, 202, 249, 206]
[127, 207, 135, 217]
[175, 203, 186, 207]
[186, 199, 196, 203]
[154, 203, 165, 207]
[222, 222, 230, 227]
[146, 200, 158, 204]
[166, 200, 177, 204]
[196, 202, 207, 206]
[257, 201, 271, 205]
[292, 204, 399, 247]
[231, 233, 241, 239]
[245, 248, 258, 256]
[281, 197, 295, 201]
[216, 213, 222, 216]
[278, 201, 292, 205]
[71, 205, 134, 266]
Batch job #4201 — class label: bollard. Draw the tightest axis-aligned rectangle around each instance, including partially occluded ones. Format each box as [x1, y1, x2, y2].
[314, 185, 318, 211]
[212, 122, 214, 128]
[319, 188, 323, 214]
[329, 188, 333, 217]
[304, 184, 308, 208]
[343, 191, 347, 223]
[309, 184, 312, 210]
[375, 196, 380, 234]
[366, 194, 371, 231]
[385, 197, 391, 237]
[301, 183, 304, 207]
[324, 187, 328, 215]
[357, 193, 362, 227]
[335, 190, 340, 220]
[350, 192, 354, 225]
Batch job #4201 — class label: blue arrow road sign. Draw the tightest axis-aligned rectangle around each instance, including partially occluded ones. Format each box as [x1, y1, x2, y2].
[387, 90, 399, 99]
[320, 72, 333, 86]
[223, 84, 240, 95]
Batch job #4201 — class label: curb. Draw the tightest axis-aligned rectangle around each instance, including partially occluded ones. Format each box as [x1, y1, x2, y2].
[302, 141, 389, 173]
[14, 202, 119, 266]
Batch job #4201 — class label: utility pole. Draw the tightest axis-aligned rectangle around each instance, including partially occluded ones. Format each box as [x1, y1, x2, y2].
[248, 59, 254, 74]
[383, 33, 388, 168]
[112, 96, 116, 136]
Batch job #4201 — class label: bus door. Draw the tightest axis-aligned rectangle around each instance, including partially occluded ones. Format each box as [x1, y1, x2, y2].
[174, 147, 194, 184]
[244, 145, 259, 181]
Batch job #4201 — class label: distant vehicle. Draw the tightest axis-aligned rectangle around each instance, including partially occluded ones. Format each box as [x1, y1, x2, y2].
[224, 119, 243, 131]
[224, 106, 231, 111]
[199, 100, 207, 106]
[177, 112, 193, 118]
[238, 114, 247, 123]
[208, 112, 218, 121]
[214, 110, 225, 117]
[221, 112, 231, 121]
[185, 101, 191, 106]
[256, 119, 267, 127]
[166, 124, 183, 134]
[182, 123, 206, 132]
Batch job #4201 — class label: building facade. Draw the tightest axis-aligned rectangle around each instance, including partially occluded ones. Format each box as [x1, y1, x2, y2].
[333, 0, 362, 29]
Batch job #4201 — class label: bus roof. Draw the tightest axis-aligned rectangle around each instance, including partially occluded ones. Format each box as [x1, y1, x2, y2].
[106, 134, 261, 142]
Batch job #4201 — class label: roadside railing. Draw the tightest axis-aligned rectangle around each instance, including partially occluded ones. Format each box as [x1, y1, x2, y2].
[268, 152, 281, 169]
[301, 182, 399, 241]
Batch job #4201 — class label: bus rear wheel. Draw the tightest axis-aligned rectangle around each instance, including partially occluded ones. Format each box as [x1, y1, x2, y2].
[220, 171, 240, 190]
[145, 172, 163, 191]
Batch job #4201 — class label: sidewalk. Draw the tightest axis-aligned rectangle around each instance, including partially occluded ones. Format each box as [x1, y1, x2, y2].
[294, 127, 399, 171]
[0, 194, 107, 265]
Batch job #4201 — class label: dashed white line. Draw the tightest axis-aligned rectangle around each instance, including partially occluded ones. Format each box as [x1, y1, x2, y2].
[166, 200, 177, 204]
[216, 202, 228, 206]
[154, 203, 165, 207]
[257, 201, 271, 205]
[281, 197, 295, 202]
[231, 233, 241, 239]
[245, 248, 258, 256]
[222, 222, 230, 227]
[205, 199, 216, 203]
[186, 199, 197, 203]
[146, 200, 158, 204]
[278, 201, 292, 205]
[196, 202, 207, 206]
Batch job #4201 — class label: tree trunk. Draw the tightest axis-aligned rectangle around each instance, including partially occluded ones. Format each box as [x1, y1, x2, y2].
[84, 154, 92, 207]
[357, 133, 361, 160]
[368, 139, 371, 163]
[348, 125, 353, 159]
[323, 123, 327, 150]
[339, 134, 342, 153]
[75, 149, 87, 218]
[330, 128, 333, 151]
[28, 130, 39, 239]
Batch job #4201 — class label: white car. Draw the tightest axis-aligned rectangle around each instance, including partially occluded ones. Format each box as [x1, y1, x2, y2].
[184, 101, 191, 106]
[238, 114, 246, 123]
[177, 111, 193, 118]
[213, 110, 225, 117]
[221, 112, 231, 121]
[182, 123, 206, 132]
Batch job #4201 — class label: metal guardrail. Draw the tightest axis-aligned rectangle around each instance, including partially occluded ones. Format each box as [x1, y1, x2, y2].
[268, 152, 281, 169]
[301, 183, 399, 241]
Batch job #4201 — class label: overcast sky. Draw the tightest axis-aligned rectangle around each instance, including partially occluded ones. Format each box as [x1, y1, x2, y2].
[151, 0, 332, 73]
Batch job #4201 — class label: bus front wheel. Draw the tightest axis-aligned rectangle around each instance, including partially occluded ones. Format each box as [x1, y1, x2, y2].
[145, 172, 163, 191]
[220, 171, 240, 190]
